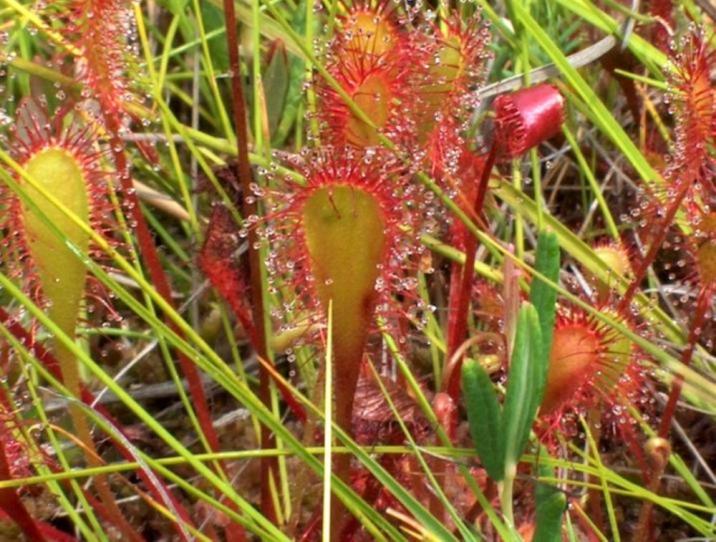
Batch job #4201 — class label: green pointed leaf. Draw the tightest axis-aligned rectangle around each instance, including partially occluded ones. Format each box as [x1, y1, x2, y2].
[502, 303, 542, 468]
[529, 230, 560, 412]
[262, 40, 289, 136]
[462, 359, 504, 481]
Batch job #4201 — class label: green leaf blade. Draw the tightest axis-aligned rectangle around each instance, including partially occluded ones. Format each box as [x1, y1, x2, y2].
[529, 230, 561, 413]
[502, 303, 542, 469]
[534, 465, 567, 542]
[462, 359, 505, 481]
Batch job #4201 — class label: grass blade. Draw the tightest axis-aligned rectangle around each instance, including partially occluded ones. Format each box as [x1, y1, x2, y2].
[322, 301, 333, 541]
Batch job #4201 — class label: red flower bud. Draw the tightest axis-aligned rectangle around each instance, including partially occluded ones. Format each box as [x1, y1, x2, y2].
[493, 83, 565, 157]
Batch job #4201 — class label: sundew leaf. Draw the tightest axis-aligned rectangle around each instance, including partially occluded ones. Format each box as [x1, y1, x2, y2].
[502, 303, 542, 470]
[462, 359, 505, 481]
[302, 185, 386, 425]
[22, 148, 90, 345]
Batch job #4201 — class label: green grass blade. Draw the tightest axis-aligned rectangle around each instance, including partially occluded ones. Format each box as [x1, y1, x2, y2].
[322, 301, 333, 542]
[556, 0, 668, 72]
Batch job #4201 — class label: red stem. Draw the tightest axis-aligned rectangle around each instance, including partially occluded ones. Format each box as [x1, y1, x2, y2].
[445, 142, 498, 402]
[221, 0, 278, 524]
[444, 259, 464, 363]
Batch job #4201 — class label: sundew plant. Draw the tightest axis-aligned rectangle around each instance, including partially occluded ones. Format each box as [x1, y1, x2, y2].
[0, 0, 715, 540]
